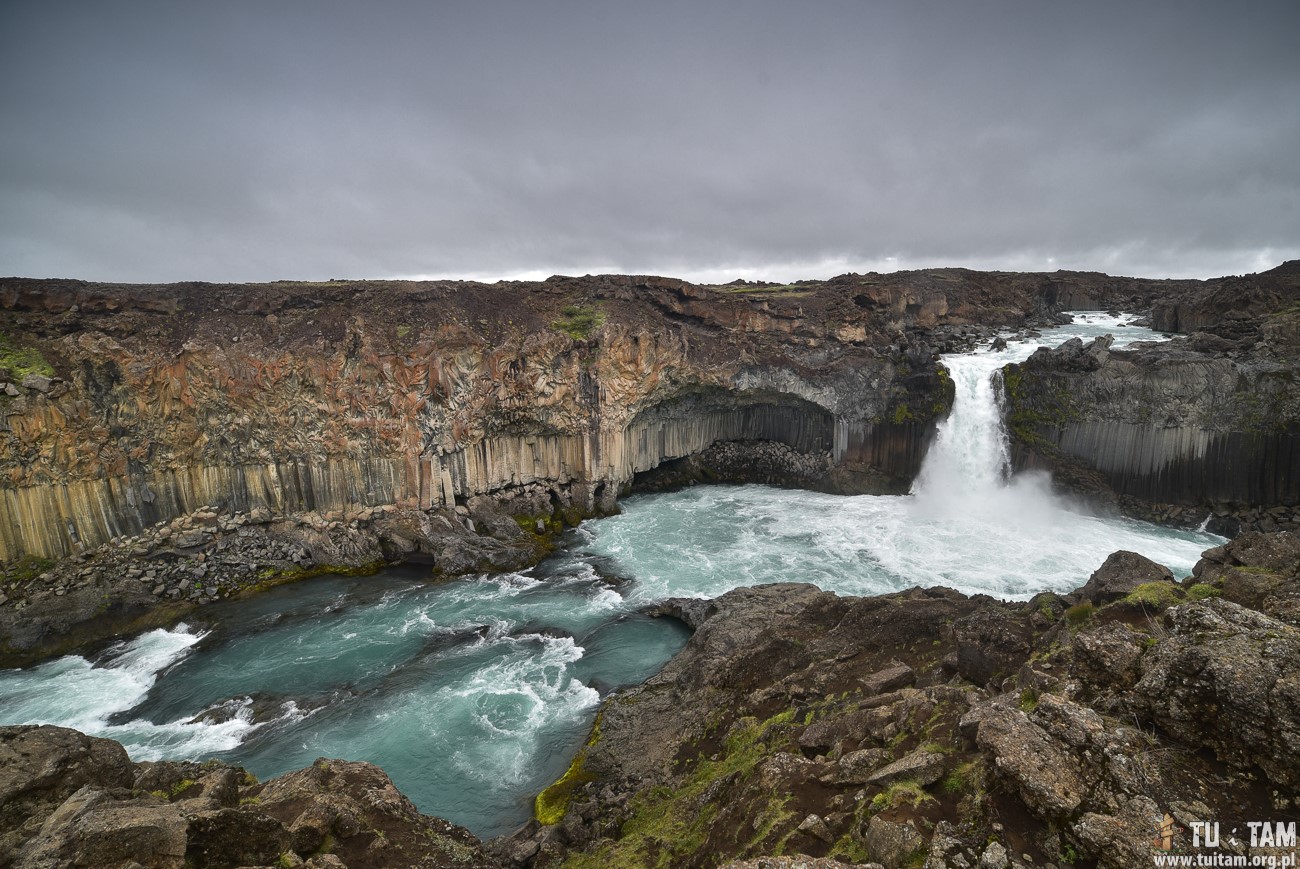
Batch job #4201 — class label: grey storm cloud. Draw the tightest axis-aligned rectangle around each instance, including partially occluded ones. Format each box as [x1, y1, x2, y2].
[1, 0, 1298, 283]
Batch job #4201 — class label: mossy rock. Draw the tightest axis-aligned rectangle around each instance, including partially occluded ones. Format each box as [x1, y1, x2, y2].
[0, 332, 55, 381]
[1121, 581, 1184, 611]
[535, 753, 596, 825]
[553, 305, 605, 340]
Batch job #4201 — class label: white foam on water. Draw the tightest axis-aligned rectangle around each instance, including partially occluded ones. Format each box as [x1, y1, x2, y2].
[97, 698, 262, 760]
[0, 624, 269, 759]
[587, 313, 1219, 603]
[430, 633, 599, 786]
[0, 626, 203, 731]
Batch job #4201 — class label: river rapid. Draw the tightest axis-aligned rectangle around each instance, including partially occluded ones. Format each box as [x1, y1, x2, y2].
[0, 313, 1222, 837]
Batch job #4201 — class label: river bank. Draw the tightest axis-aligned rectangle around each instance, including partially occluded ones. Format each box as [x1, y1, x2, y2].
[4, 530, 1298, 869]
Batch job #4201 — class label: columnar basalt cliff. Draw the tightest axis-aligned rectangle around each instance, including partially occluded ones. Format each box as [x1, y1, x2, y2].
[3, 265, 1300, 663]
[0, 268, 1130, 564]
[1003, 261, 1300, 531]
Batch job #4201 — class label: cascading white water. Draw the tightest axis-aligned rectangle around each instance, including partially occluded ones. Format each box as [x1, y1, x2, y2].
[0, 312, 1222, 839]
[913, 313, 1159, 512]
[912, 352, 1015, 498]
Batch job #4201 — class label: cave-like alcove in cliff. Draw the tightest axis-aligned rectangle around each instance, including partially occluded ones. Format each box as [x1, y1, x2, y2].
[621, 387, 834, 489]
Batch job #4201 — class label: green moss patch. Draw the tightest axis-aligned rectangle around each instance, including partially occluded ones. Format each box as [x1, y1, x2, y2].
[0, 333, 54, 381]
[3, 555, 55, 583]
[1122, 582, 1184, 611]
[718, 284, 814, 296]
[869, 779, 936, 812]
[536, 753, 597, 825]
[1064, 601, 1095, 627]
[553, 305, 605, 340]
[558, 710, 802, 867]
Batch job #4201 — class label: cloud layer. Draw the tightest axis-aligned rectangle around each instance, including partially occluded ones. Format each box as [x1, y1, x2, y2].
[3, 0, 1298, 282]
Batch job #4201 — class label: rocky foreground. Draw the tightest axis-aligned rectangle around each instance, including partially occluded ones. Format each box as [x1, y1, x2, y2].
[4, 531, 1298, 869]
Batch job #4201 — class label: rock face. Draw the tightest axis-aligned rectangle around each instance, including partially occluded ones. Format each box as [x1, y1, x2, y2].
[1077, 550, 1175, 604]
[1004, 339, 1300, 526]
[7, 263, 1292, 566]
[0, 273, 983, 564]
[0, 725, 493, 869]
[4, 264, 1299, 661]
[6, 534, 1300, 868]
[1002, 260, 1300, 527]
[514, 532, 1300, 869]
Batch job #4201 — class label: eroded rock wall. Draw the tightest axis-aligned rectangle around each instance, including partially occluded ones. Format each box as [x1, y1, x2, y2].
[1, 274, 974, 562]
[515, 532, 1300, 869]
[1002, 334, 1300, 526]
[3, 262, 1297, 561]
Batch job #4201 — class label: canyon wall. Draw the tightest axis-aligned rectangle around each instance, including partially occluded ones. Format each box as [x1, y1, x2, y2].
[3, 263, 1297, 562]
[1004, 323, 1300, 528]
[0, 273, 979, 561]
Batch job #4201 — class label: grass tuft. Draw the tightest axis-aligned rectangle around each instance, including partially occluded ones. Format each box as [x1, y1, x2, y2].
[0, 333, 54, 382]
[553, 304, 605, 340]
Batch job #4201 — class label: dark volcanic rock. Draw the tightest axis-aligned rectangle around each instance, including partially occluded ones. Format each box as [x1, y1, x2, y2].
[1078, 549, 1175, 604]
[0, 726, 137, 866]
[538, 539, 1300, 869]
[1188, 529, 1300, 624]
[953, 607, 1033, 687]
[0, 725, 495, 869]
[1130, 598, 1300, 788]
[1003, 314, 1300, 522]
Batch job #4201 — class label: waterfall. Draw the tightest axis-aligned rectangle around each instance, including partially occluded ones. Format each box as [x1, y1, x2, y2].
[910, 312, 1169, 515]
[912, 351, 1015, 498]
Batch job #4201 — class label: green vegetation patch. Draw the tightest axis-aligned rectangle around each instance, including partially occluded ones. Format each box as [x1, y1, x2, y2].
[248, 562, 384, 594]
[1000, 364, 1078, 448]
[0, 333, 55, 381]
[719, 283, 813, 296]
[553, 304, 605, 340]
[536, 753, 597, 825]
[559, 709, 802, 867]
[941, 760, 979, 794]
[1064, 601, 1095, 628]
[1122, 582, 1184, 610]
[4, 555, 55, 583]
[1186, 583, 1222, 601]
[869, 779, 936, 812]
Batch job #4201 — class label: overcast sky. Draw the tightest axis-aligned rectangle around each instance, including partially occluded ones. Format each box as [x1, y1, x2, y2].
[2, 1, 1297, 284]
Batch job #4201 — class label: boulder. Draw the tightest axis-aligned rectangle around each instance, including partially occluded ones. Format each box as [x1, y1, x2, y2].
[1190, 531, 1300, 624]
[831, 748, 889, 784]
[861, 660, 916, 695]
[1130, 599, 1300, 787]
[0, 725, 136, 862]
[1078, 550, 1174, 605]
[0, 727, 494, 869]
[1070, 796, 1164, 869]
[16, 786, 187, 869]
[864, 815, 925, 869]
[184, 806, 292, 868]
[866, 748, 946, 788]
[962, 699, 1086, 817]
[1070, 621, 1147, 690]
[20, 374, 52, 393]
[953, 609, 1033, 687]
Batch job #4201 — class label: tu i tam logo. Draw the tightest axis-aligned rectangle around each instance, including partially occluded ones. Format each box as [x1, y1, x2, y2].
[1151, 815, 1298, 868]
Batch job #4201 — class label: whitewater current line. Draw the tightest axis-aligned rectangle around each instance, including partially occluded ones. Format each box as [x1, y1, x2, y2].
[0, 312, 1222, 839]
